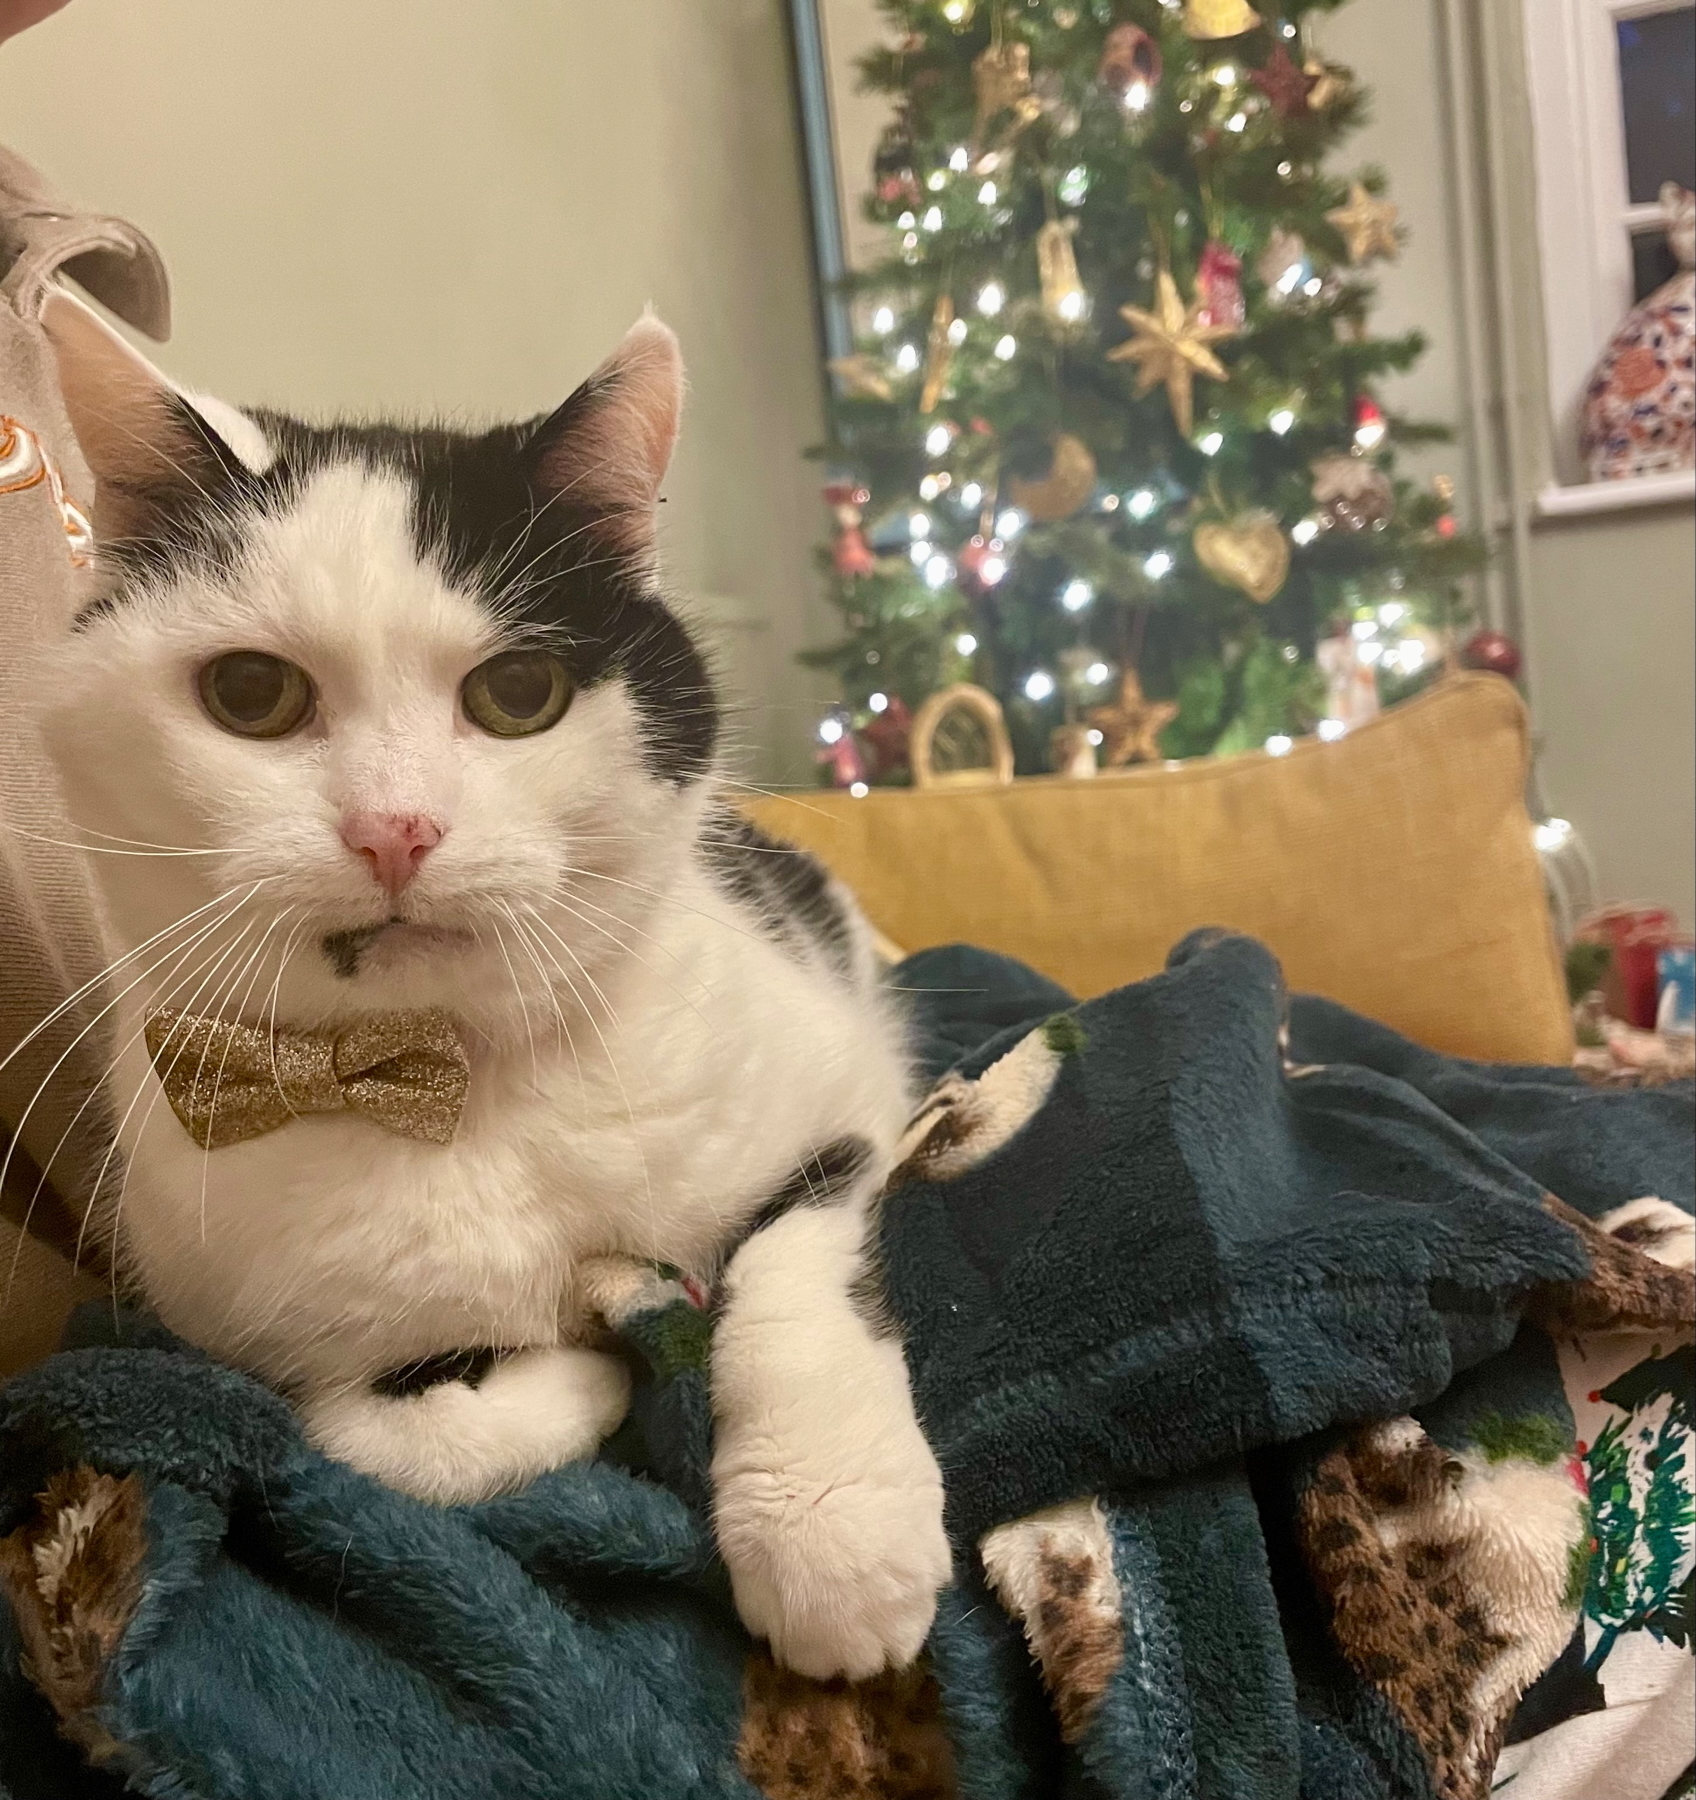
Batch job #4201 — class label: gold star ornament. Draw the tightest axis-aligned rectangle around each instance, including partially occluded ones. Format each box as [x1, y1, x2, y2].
[1086, 669, 1179, 767]
[1303, 57, 1346, 111]
[1325, 181, 1400, 263]
[1106, 268, 1235, 438]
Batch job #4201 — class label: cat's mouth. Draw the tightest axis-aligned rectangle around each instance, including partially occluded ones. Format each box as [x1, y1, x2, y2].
[321, 920, 475, 979]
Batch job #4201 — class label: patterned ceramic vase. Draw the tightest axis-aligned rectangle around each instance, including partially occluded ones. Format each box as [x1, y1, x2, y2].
[1581, 183, 1695, 481]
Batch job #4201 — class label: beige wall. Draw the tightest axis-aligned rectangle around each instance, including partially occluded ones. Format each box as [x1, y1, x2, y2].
[1325, 0, 1695, 923]
[0, 0, 831, 781]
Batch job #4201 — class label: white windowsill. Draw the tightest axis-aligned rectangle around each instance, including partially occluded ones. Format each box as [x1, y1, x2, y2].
[1534, 467, 1696, 518]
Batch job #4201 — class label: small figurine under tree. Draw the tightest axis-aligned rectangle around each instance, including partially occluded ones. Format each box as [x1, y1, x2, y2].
[804, 0, 1484, 783]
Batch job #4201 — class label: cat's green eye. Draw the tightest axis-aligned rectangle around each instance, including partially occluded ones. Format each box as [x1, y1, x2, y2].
[197, 652, 316, 739]
[461, 650, 574, 738]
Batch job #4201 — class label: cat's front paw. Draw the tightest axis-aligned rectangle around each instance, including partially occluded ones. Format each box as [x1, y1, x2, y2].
[713, 1425, 950, 1681]
[301, 1344, 630, 1505]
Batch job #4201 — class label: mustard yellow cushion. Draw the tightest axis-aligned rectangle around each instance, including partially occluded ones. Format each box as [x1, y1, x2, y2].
[744, 673, 1573, 1064]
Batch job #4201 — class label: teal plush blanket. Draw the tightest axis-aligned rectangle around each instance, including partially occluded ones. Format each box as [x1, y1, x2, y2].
[2, 931, 1690, 1800]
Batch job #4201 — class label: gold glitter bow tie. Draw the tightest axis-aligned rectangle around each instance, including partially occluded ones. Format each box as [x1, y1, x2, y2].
[144, 1007, 470, 1150]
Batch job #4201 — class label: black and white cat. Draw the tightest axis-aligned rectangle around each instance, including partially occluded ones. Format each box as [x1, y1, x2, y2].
[34, 290, 949, 1681]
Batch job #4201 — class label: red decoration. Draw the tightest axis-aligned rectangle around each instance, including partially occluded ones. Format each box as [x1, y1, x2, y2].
[1195, 241, 1245, 332]
[873, 120, 921, 209]
[859, 696, 913, 778]
[957, 535, 991, 581]
[1435, 513, 1457, 539]
[1250, 44, 1313, 117]
[832, 528, 876, 578]
[1577, 905, 1681, 1028]
[817, 730, 867, 788]
[823, 481, 876, 580]
[1097, 23, 1162, 100]
[1459, 628, 1522, 682]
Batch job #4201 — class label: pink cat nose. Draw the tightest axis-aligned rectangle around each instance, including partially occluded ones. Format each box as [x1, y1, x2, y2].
[339, 812, 444, 900]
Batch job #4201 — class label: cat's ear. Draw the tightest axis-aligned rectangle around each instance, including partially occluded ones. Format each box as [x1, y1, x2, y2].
[526, 313, 684, 575]
[41, 287, 266, 550]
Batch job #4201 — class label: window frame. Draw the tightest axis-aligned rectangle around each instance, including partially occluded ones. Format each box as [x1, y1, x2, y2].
[1523, 0, 1695, 502]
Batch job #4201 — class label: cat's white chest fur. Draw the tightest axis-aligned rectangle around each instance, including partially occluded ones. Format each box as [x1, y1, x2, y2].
[112, 870, 909, 1394]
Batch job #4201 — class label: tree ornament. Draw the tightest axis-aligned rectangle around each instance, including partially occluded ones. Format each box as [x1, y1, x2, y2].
[1326, 181, 1400, 263]
[817, 722, 868, 788]
[1351, 394, 1388, 450]
[920, 294, 956, 415]
[827, 355, 893, 402]
[1097, 23, 1161, 103]
[1431, 473, 1458, 539]
[910, 683, 1016, 788]
[1193, 511, 1291, 602]
[1050, 721, 1098, 778]
[1005, 432, 1098, 521]
[823, 481, 876, 577]
[1303, 58, 1346, 110]
[1036, 218, 1087, 326]
[956, 534, 994, 590]
[1030, 69, 1081, 140]
[1250, 44, 1313, 117]
[1107, 267, 1235, 438]
[1310, 452, 1394, 531]
[1256, 229, 1311, 305]
[1316, 632, 1380, 732]
[972, 41, 1043, 154]
[1581, 183, 1694, 480]
[1086, 669, 1179, 766]
[1459, 628, 1522, 681]
[858, 694, 913, 778]
[939, 0, 975, 29]
[832, 529, 877, 579]
[1182, 0, 1262, 39]
[1196, 241, 1245, 332]
[873, 120, 921, 209]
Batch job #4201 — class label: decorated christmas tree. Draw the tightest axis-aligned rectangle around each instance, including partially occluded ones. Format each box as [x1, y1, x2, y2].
[805, 0, 1488, 786]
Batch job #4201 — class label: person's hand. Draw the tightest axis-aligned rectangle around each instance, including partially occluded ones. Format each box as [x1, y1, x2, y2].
[0, 0, 70, 47]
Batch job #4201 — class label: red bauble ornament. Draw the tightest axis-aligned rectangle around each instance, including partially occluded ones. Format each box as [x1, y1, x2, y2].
[1196, 241, 1245, 332]
[1460, 628, 1522, 681]
[1435, 513, 1457, 539]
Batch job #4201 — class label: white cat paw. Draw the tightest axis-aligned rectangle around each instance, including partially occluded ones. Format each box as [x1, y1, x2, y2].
[301, 1344, 631, 1505]
[712, 1428, 950, 1681]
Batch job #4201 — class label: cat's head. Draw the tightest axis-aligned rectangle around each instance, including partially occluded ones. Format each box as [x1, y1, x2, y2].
[39, 290, 718, 1031]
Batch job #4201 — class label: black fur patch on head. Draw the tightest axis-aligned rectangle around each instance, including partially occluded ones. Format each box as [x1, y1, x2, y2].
[87, 402, 719, 787]
[73, 397, 256, 621]
[700, 810, 858, 977]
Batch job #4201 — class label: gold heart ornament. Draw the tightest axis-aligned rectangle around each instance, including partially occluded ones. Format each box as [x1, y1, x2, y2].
[1193, 512, 1290, 603]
